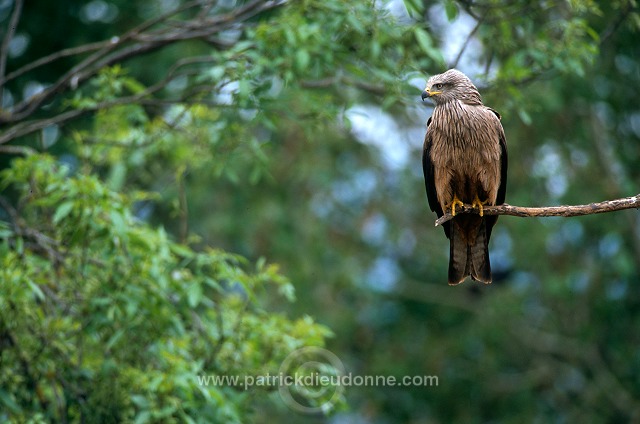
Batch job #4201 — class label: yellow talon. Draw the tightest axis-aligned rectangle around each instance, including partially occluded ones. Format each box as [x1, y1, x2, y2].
[449, 195, 464, 217]
[471, 195, 489, 217]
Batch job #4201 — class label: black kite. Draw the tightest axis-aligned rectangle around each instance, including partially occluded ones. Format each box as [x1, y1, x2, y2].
[422, 69, 508, 285]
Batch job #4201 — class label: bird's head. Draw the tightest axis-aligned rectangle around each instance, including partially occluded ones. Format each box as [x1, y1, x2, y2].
[421, 69, 482, 106]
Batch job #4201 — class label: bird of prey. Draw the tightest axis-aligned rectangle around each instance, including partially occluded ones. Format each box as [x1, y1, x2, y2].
[421, 69, 507, 285]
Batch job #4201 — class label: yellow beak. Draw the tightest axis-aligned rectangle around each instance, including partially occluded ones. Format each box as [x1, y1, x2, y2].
[421, 89, 441, 100]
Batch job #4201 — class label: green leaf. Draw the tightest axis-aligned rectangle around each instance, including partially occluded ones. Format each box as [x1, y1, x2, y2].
[0, 389, 21, 413]
[204, 277, 221, 291]
[444, 0, 459, 21]
[403, 0, 424, 18]
[256, 256, 266, 271]
[170, 243, 194, 258]
[106, 328, 126, 350]
[107, 162, 127, 191]
[413, 28, 444, 64]
[518, 108, 532, 126]
[110, 210, 127, 236]
[187, 282, 203, 307]
[0, 221, 13, 238]
[414, 28, 433, 54]
[207, 66, 226, 82]
[123, 77, 146, 94]
[27, 280, 45, 301]
[238, 79, 251, 100]
[278, 283, 296, 302]
[52, 201, 74, 224]
[295, 49, 310, 72]
[134, 411, 151, 424]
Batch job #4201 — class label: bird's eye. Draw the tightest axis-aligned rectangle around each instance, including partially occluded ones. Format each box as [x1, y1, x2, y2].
[434, 83, 443, 89]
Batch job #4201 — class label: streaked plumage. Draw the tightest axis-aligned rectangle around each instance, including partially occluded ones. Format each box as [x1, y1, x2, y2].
[421, 69, 507, 285]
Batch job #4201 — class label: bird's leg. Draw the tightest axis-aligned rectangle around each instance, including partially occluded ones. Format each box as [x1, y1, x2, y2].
[471, 195, 490, 217]
[447, 194, 465, 217]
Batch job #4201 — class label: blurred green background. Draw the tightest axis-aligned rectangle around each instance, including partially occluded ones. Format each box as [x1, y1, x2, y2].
[1, 0, 639, 422]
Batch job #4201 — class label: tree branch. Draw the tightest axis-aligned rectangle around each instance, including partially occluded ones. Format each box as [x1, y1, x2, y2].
[599, 0, 634, 46]
[434, 194, 640, 226]
[0, 0, 287, 129]
[449, 12, 485, 69]
[0, 54, 220, 145]
[0, 0, 23, 97]
[0, 0, 23, 93]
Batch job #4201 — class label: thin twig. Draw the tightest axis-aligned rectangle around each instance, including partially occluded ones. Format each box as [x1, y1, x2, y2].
[177, 167, 189, 244]
[0, 144, 35, 155]
[0, 40, 108, 86]
[2, 1, 201, 123]
[301, 73, 386, 95]
[434, 194, 640, 226]
[0, 108, 88, 145]
[0, 0, 24, 93]
[449, 13, 485, 69]
[599, 0, 634, 45]
[0, 55, 217, 145]
[1, 0, 286, 126]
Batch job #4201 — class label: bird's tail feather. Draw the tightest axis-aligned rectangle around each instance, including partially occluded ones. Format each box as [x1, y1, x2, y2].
[469, 223, 491, 283]
[448, 220, 492, 285]
[448, 223, 468, 285]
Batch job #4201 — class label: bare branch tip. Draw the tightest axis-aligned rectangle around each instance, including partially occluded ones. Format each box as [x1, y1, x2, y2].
[431, 195, 640, 227]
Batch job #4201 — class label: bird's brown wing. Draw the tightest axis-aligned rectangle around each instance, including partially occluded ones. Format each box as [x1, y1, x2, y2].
[486, 108, 508, 241]
[496, 128, 508, 205]
[422, 117, 450, 239]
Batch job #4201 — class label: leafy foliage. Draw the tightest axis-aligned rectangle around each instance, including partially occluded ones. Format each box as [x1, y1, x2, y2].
[0, 154, 331, 422]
